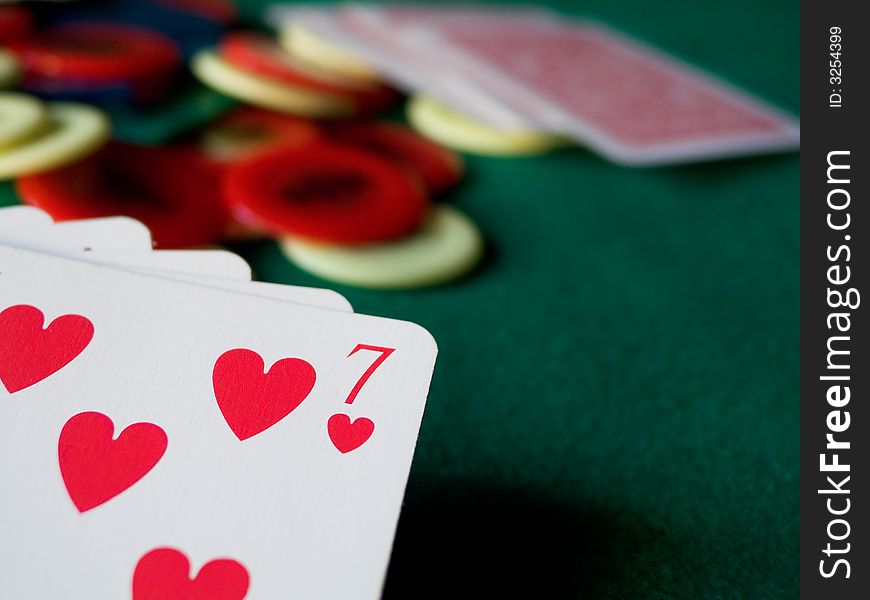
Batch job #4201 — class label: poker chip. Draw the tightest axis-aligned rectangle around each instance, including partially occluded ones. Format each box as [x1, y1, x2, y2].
[221, 32, 368, 91]
[0, 102, 110, 179]
[330, 121, 464, 196]
[279, 23, 381, 82]
[280, 204, 484, 289]
[219, 32, 397, 115]
[191, 50, 355, 118]
[0, 49, 21, 89]
[16, 142, 228, 248]
[0, 5, 33, 43]
[7, 22, 182, 84]
[0, 93, 50, 150]
[223, 142, 429, 244]
[201, 107, 321, 161]
[407, 96, 565, 157]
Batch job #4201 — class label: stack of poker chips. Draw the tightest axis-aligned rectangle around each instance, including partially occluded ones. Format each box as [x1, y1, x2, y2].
[0, 1, 488, 290]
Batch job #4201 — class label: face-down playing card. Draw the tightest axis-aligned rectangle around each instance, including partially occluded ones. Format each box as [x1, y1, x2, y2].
[0, 246, 436, 598]
[410, 18, 799, 164]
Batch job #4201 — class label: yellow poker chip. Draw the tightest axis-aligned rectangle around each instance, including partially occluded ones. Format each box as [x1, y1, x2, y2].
[280, 204, 484, 289]
[191, 50, 355, 118]
[0, 102, 110, 179]
[407, 95, 565, 157]
[279, 23, 380, 83]
[0, 49, 21, 89]
[0, 93, 50, 150]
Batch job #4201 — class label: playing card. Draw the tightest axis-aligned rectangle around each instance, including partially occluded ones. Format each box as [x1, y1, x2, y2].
[364, 4, 565, 128]
[71, 249, 254, 279]
[0, 246, 436, 598]
[51, 217, 155, 251]
[414, 18, 800, 164]
[0, 212, 250, 278]
[0, 205, 53, 229]
[168, 275, 354, 312]
[0, 213, 154, 254]
[0, 225, 253, 278]
[9, 241, 353, 310]
[0, 208, 353, 312]
[78, 252, 352, 311]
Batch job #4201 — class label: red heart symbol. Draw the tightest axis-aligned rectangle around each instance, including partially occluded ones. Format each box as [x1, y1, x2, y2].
[213, 348, 316, 441]
[0, 304, 94, 394]
[133, 547, 249, 600]
[328, 413, 375, 453]
[59, 411, 167, 513]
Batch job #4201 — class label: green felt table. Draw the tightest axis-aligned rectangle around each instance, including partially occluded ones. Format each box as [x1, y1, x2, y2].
[1, 0, 799, 596]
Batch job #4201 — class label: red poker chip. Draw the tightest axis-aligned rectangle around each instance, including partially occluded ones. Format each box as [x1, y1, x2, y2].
[219, 32, 398, 115]
[7, 22, 181, 83]
[206, 107, 322, 160]
[223, 142, 429, 244]
[0, 5, 33, 43]
[16, 142, 229, 249]
[330, 122, 464, 196]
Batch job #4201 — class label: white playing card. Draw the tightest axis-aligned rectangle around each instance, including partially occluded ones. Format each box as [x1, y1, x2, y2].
[0, 212, 250, 278]
[0, 208, 353, 312]
[0, 205, 53, 229]
[7, 239, 352, 312]
[0, 215, 153, 252]
[163, 274, 354, 312]
[0, 246, 436, 598]
[53, 218, 155, 251]
[83, 250, 254, 280]
[0, 237, 253, 279]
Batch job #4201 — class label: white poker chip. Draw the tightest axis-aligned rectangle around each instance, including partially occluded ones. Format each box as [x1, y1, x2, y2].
[191, 50, 355, 118]
[0, 93, 50, 151]
[280, 204, 484, 289]
[0, 102, 110, 179]
[407, 95, 565, 157]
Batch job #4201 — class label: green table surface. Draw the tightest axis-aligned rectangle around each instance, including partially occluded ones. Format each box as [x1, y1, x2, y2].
[3, 0, 800, 597]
